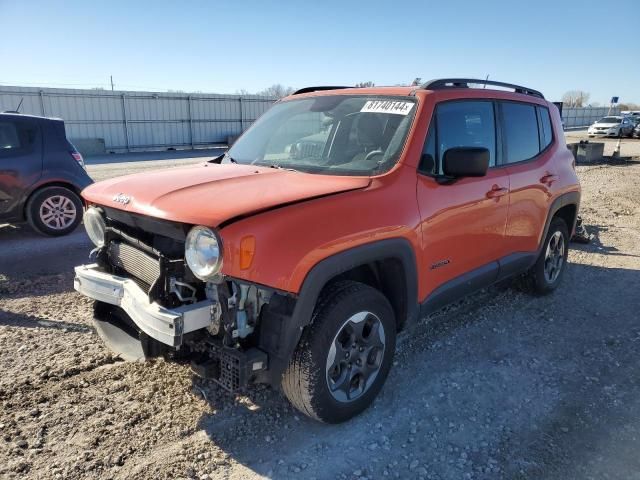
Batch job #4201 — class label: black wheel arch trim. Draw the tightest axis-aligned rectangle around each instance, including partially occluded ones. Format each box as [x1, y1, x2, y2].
[538, 190, 580, 254]
[269, 238, 419, 386]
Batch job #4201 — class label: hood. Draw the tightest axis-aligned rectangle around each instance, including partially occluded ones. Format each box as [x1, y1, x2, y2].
[82, 163, 371, 226]
[591, 123, 619, 128]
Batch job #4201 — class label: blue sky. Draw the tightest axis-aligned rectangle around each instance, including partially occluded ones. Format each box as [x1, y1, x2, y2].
[1, 0, 638, 104]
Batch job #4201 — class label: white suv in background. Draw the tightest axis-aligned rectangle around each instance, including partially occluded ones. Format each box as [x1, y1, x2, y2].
[588, 116, 634, 137]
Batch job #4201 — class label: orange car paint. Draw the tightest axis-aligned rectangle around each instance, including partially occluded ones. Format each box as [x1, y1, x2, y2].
[82, 86, 581, 305]
[82, 163, 370, 226]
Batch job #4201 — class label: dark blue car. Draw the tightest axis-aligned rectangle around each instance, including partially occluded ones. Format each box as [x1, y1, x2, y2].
[0, 112, 93, 236]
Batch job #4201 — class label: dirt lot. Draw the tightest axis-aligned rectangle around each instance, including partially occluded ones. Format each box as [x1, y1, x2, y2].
[2, 145, 640, 479]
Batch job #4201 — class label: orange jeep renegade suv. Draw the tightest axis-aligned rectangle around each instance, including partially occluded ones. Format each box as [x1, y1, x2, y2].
[75, 79, 580, 423]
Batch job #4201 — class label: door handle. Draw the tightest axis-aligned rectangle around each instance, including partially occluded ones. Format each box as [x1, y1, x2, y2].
[486, 185, 508, 199]
[540, 173, 558, 186]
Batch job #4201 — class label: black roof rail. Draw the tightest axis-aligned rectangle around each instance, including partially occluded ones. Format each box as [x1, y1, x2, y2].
[420, 78, 544, 99]
[292, 86, 354, 95]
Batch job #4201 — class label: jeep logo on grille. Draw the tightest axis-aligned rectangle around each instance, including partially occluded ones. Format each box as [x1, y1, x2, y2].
[112, 193, 131, 205]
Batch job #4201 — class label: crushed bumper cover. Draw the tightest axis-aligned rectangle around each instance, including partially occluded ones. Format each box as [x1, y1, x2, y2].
[74, 263, 214, 348]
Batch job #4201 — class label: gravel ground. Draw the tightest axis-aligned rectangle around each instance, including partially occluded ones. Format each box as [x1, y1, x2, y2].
[2, 148, 640, 479]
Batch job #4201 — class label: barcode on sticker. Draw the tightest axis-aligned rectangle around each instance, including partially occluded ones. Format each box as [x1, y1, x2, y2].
[360, 100, 414, 115]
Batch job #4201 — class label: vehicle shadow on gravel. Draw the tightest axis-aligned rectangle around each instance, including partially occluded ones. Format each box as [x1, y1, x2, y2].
[0, 223, 41, 239]
[0, 308, 92, 333]
[0, 271, 78, 300]
[190, 262, 640, 479]
[571, 225, 640, 259]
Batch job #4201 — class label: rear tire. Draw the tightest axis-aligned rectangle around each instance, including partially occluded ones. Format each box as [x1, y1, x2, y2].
[519, 217, 569, 295]
[26, 186, 83, 236]
[282, 281, 396, 423]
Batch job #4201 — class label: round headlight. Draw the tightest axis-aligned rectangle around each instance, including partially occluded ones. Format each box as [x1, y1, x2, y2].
[83, 207, 106, 247]
[185, 226, 223, 280]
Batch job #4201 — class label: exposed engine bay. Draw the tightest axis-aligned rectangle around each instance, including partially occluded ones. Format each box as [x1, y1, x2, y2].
[76, 206, 294, 392]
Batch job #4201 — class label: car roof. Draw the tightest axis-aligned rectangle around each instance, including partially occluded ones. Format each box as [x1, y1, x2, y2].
[285, 86, 417, 99]
[284, 79, 547, 103]
[283, 85, 546, 103]
[0, 112, 63, 122]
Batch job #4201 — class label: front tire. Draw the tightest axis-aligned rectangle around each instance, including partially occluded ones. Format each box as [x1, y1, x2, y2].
[282, 281, 396, 423]
[520, 217, 569, 295]
[26, 186, 83, 236]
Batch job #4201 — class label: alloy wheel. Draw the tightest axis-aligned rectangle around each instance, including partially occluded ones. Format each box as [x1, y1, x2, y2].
[325, 311, 386, 403]
[544, 231, 565, 283]
[39, 195, 77, 230]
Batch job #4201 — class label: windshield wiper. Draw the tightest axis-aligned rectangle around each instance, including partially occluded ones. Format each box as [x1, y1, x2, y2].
[267, 163, 299, 173]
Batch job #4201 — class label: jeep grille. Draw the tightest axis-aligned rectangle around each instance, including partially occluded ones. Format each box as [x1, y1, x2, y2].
[108, 241, 161, 288]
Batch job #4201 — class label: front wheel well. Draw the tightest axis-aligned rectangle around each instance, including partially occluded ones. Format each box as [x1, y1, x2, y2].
[326, 258, 409, 331]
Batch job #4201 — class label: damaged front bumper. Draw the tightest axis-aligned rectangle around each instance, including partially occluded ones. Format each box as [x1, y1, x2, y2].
[74, 263, 271, 390]
[74, 263, 214, 347]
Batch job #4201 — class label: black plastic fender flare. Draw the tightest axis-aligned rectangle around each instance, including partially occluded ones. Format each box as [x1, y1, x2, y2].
[538, 191, 581, 255]
[271, 238, 419, 386]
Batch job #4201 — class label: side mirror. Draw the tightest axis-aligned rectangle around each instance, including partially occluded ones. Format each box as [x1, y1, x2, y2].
[442, 147, 489, 178]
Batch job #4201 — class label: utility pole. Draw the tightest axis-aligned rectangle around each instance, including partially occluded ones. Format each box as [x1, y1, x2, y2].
[110, 75, 114, 91]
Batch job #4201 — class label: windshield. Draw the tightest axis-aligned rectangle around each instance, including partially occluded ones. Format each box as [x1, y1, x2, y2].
[226, 95, 417, 175]
[598, 117, 621, 124]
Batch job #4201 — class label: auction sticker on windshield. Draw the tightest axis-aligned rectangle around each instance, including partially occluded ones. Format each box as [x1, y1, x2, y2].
[361, 100, 414, 115]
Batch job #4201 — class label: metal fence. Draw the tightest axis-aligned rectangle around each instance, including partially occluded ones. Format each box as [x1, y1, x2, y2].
[0, 85, 277, 153]
[1, 85, 623, 152]
[562, 106, 621, 128]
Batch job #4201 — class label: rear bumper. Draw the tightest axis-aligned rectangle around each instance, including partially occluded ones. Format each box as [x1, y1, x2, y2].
[73, 263, 214, 347]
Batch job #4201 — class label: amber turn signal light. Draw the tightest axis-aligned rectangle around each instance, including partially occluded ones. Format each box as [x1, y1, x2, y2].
[239, 236, 256, 270]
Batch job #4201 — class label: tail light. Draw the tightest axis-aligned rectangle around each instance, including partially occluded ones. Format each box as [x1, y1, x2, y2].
[70, 150, 86, 170]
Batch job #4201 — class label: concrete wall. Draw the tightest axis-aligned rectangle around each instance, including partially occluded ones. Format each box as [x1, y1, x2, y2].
[0, 85, 276, 153]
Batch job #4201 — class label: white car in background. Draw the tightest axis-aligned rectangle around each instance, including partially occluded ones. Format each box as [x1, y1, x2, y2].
[588, 116, 634, 137]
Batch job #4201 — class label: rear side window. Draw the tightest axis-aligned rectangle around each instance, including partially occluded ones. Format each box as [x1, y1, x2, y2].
[538, 106, 553, 149]
[426, 101, 496, 174]
[0, 122, 21, 149]
[501, 102, 540, 163]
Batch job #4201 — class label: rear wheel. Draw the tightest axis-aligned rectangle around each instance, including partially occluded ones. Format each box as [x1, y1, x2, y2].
[26, 186, 83, 236]
[519, 217, 569, 295]
[282, 281, 396, 423]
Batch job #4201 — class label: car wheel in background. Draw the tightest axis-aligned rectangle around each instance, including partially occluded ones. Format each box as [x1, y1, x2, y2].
[26, 186, 83, 236]
[282, 280, 396, 423]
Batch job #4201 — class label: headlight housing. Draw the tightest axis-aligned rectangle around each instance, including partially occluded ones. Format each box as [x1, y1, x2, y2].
[83, 207, 106, 247]
[185, 226, 223, 281]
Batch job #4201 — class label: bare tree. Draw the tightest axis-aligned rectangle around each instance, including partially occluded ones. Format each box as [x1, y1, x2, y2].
[618, 102, 640, 111]
[257, 84, 295, 98]
[411, 77, 422, 86]
[355, 81, 375, 87]
[235, 89, 251, 96]
[562, 90, 590, 108]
